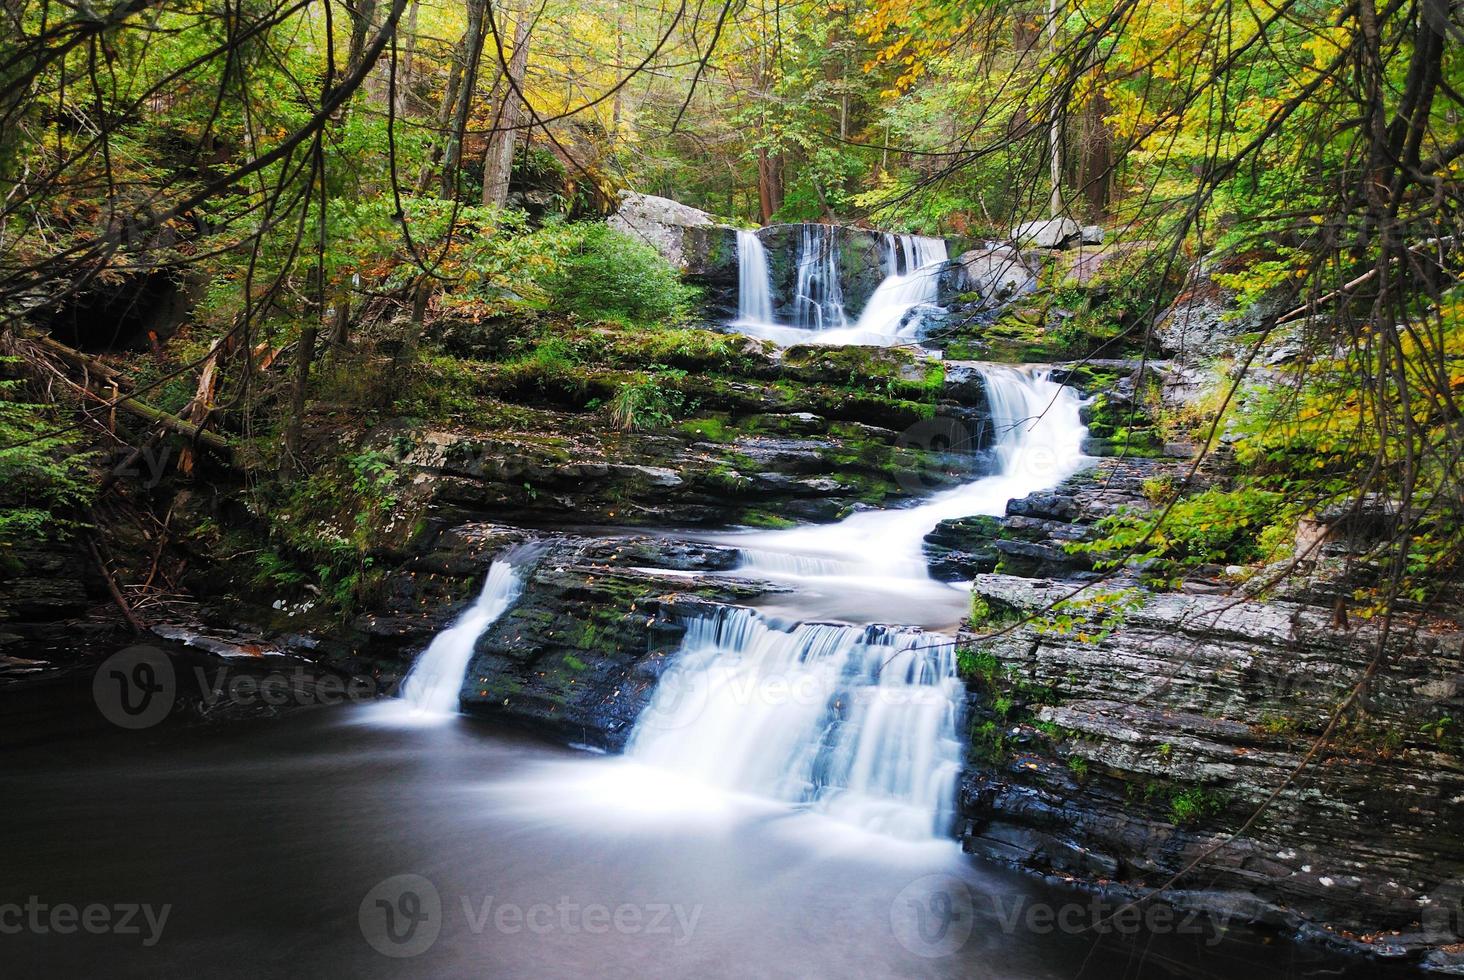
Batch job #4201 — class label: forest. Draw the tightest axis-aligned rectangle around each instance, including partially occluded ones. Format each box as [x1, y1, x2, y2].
[1, 0, 1462, 977]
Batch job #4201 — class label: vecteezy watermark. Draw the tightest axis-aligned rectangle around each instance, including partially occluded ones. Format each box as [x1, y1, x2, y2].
[93, 645, 384, 730]
[102, 444, 177, 490]
[0, 898, 171, 947]
[357, 874, 704, 958]
[359, 875, 442, 958]
[93, 645, 177, 730]
[893, 417, 988, 494]
[890, 874, 1231, 958]
[890, 874, 977, 958]
[1422, 878, 1464, 946]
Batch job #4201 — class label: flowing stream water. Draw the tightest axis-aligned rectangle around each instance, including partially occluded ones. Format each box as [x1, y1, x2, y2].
[398, 555, 528, 715]
[625, 367, 1086, 840]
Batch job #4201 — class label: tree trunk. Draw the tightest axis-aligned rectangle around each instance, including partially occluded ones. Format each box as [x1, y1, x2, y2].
[757, 147, 776, 223]
[1076, 86, 1113, 215]
[281, 320, 318, 473]
[395, 0, 420, 118]
[441, 0, 490, 198]
[415, 30, 468, 193]
[482, 1, 532, 208]
[1046, 0, 1063, 217]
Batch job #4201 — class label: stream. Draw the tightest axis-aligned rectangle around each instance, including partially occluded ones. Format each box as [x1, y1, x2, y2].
[3, 226, 1411, 978]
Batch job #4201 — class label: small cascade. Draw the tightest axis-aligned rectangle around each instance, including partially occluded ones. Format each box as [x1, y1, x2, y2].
[734, 365, 1087, 595]
[790, 224, 848, 331]
[853, 233, 949, 339]
[626, 606, 962, 840]
[399, 551, 530, 714]
[629, 366, 1089, 838]
[735, 229, 775, 325]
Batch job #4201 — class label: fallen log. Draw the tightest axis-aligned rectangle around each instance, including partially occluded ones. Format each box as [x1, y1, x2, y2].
[24, 336, 233, 458]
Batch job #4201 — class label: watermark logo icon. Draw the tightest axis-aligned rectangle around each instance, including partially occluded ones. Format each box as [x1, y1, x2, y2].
[631, 661, 711, 734]
[1422, 879, 1464, 945]
[890, 873, 975, 958]
[93, 645, 176, 730]
[359, 874, 442, 958]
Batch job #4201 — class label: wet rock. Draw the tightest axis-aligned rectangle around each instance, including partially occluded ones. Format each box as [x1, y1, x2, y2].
[947, 247, 1042, 305]
[460, 536, 778, 748]
[924, 515, 1003, 581]
[1012, 218, 1081, 249]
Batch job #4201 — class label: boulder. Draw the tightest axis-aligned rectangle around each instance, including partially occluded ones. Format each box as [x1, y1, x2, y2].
[1080, 224, 1105, 245]
[608, 192, 741, 316]
[947, 246, 1041, 304]
[1012, 217, 1081, 249]
[608, 191, 717, 270]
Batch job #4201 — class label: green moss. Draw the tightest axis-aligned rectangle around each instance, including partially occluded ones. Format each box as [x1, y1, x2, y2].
[679, 416, 734, 441]
[1169, 787, 1225, 825]
[739, 509, 797, 529]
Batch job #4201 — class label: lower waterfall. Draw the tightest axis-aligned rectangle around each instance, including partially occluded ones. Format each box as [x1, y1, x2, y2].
[626, 366, 1089, 839]
[399, 552, 529, 714]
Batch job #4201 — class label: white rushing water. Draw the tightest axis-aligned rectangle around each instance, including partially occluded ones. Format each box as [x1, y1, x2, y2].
[628, 366, 1089, 838]
[791, 223, 848, 331]
[735, 229, 775, 325]
[733, 365, 1089, 626]
[399, 555, 528, 714]
[853, 234, 949, 339]
[729, 226, 952, 346]
[627, 607, 962, 840]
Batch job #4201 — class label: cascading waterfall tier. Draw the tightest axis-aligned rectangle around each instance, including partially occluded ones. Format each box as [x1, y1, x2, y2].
[399, 549, 532, 714]
[726, 225, 951, 346]
[791, 223, 848, 331]
[626, 606, 962, 840]
[854, 234, 950, 339]
[735, 229, 775, 325]
[628, 366, 1089, 838]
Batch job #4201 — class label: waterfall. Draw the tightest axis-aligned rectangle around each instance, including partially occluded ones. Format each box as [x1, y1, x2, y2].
[790, 224, 848, 331]
[853, 234, 949, 339]
[626, 607, 962, 840]
[734, 366, 1088, 589]
[735, 230, 775, 325]
[628, 367, 1089, 838]
[399, 553, 530, 714]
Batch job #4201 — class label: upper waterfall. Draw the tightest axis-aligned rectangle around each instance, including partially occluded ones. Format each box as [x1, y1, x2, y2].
[725, 224, 953, 347]
[735, 229, 775, 325]
[853, 234, 949, 339]
[790, 224, 848, 331]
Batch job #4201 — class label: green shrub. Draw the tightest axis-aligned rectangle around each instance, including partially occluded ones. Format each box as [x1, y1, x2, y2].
[0, 366, 95, 549]
[541, 224, 697, 325]
[1169, 787, 1224, 825]
[1069, 487, 1290, 585]
[607, 369, 687, 430]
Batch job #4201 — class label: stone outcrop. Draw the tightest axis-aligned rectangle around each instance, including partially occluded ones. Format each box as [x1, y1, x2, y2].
[459, 533, 771, 748]
[945, 246, 1043, 307]
[608, 192, 741, 316]
[1013, 217, 1081, 249]
[958, 572, 1464, 959]
[608, 191, 723, 270]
